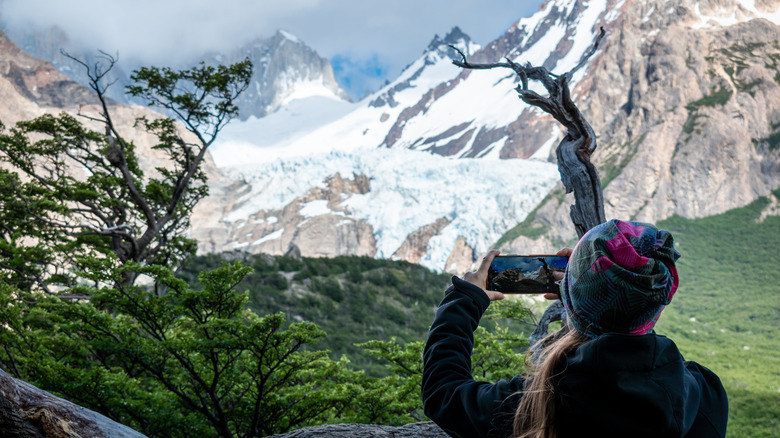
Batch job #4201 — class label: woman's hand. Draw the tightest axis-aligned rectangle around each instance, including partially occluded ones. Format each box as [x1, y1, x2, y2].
[462, 250, 505, 301]
[543, 247, 572, 301]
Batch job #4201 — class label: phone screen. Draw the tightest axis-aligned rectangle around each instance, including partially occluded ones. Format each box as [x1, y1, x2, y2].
[487, 255, 568, 294]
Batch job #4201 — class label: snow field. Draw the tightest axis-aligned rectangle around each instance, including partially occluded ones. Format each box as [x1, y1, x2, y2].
[221, 147, 559, 271]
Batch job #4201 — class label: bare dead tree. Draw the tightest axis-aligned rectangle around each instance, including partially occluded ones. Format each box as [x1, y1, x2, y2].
[451, 27, 607, 344]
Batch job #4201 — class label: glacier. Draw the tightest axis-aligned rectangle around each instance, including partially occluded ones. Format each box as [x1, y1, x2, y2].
[205, 20, 593, 271]
[218, 146, 559, 272]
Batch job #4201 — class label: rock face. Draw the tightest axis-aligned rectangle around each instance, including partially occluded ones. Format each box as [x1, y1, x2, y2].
[498, 0, 780, 252]
[208, 30, 351, 119]
[0, 30, 94, 121]
[192, 173, 376, 258]
[392, 217, 451, 264]
[587, 1, 780, 222]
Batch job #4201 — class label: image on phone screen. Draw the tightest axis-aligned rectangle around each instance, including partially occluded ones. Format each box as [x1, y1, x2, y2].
[487, 255, 568, 294]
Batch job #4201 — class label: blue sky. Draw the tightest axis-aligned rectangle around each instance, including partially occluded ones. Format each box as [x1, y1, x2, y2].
[0, 0, 546, 99]
[330, 54, 390, 99]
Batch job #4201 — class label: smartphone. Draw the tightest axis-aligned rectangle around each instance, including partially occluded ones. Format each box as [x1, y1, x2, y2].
[487, 255, 568, 294]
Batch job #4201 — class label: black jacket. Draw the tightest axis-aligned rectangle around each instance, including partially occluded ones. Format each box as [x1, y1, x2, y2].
[422, 277, 728, 438]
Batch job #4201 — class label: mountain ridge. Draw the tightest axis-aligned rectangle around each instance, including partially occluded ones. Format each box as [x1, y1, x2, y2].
[194, 0, 780, 271]
[504, 0, 780, 254]
[2, 1, 779, 274]
[0, 24, 350, 121]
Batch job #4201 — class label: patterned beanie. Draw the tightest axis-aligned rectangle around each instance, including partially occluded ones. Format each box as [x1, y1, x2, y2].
[561, 219, 681, 339]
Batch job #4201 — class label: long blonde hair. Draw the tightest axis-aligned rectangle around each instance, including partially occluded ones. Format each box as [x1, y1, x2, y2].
[513, 325, 588, 438]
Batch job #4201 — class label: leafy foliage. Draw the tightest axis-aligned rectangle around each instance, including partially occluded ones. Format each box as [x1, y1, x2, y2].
[684, 84, 733, 111]
[128, 60, 252, 146]
[180, 253, 535, 378]
[0, 54, 252, 291]
[0, 261, 356, 436]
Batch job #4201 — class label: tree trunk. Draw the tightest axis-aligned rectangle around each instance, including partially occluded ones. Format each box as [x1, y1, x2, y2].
[268, 421, 447, 438]
[0, 368, 146, 438]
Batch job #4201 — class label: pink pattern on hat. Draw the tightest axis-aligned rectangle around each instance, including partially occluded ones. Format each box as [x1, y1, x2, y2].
[629, 308, 665, 335]
[615, 221, 646, 238]
[604, 233, 649, 269]
[590, 256, 614, 273]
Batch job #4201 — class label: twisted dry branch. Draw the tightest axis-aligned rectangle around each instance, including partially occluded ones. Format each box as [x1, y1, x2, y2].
[452, 27, 608, 341]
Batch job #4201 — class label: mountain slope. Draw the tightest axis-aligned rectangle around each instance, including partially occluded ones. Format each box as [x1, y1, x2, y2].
[198, 0, 780, 271]
[496, 0, 780, 253]
[194, 28, 567, 274]
[380, 0, 613, 160]
[0, 25, 350, 121]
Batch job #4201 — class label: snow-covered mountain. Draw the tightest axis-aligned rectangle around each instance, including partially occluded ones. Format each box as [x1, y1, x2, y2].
[196, 27, 565, 273]
[197, 0, 780, 272]
[210, 27, 480, 165]
[207, 30, 350, 120]
[0, 25, 349, 120]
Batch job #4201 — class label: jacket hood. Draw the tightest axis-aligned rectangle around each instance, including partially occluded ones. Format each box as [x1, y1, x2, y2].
[555, 333, 701, 437]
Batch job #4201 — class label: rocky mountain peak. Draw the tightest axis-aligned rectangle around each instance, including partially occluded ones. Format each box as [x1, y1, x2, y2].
[205, 30, 352, 119]
[426, 26, 472, 57]
[0, 23, 351, 121]
[368, 27, 478, 110]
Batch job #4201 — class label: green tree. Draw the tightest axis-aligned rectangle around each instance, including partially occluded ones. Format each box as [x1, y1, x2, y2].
[0, 261, 352, 437]
[0, 53, 362, 437]
[0, 52, 252, 290]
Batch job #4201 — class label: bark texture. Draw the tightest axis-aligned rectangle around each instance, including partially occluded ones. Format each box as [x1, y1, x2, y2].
[0, 368, 146, 438]
[268, 421, 447, 438]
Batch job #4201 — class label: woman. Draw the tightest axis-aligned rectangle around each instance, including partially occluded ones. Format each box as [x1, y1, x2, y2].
[422, 220, 728, 437]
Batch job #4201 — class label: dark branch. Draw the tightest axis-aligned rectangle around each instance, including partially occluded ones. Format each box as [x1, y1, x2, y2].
[564, 26, 606, 81]
[452, 27, 607, 234]
[452, 27, 609, 344]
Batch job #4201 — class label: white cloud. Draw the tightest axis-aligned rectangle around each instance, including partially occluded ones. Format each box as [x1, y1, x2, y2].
[1, 0, 542, 62]
[0, 0, 544, 89]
